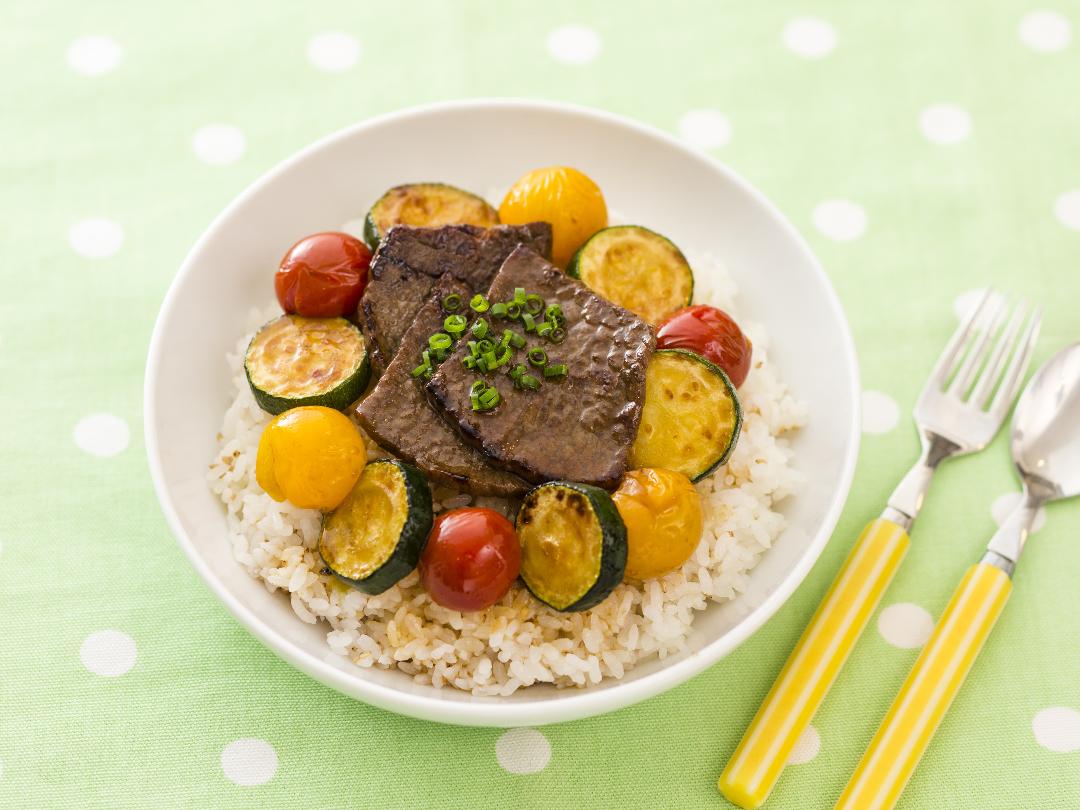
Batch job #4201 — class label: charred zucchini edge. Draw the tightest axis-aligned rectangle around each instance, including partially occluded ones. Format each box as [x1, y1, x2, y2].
[516, 481, 627, 612]
[320, 459, 434, 595]
[631, 348, 743, 482]
[566, 225, 694, 323]
[244, 315, 371, 415]
[362, 182, 500, 250]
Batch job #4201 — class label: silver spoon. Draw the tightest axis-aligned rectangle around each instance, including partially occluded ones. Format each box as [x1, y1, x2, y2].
[836, 342, 1080, 810]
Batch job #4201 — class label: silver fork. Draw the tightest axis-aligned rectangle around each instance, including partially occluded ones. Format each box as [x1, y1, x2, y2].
[718, 290, 1042, 810]
[883, 291, 1043, 530]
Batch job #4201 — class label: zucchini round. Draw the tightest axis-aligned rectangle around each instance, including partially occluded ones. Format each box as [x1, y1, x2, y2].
[515, 481, 627, 612]
[320, 459, 434, 594]
[630, 349, 742, 481]
[363, 183, 500, 249]
[244, 315, 370, 415]
[567, 225, 693, 324]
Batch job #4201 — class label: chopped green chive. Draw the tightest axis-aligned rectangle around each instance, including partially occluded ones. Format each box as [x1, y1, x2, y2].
[549, 326, 567, 344]
[428, 332, 452, 351]
[505, 302, 522, 320]
[496, 347, 512, 367]
[522, 313, 536, 332]
[482, 349, 498, 368]
[442, 293, 463, 312]
[536, 321, 554, 338]
[524, 294, 544, 315]
[470, 379, 486, 394]
[467, 340, 480, 358]
[470, 293, 490, 313]
[527, 347, 547, 367]
[519, 374, 541, 391]
[509, 331, 526, 349]
[513, 287, 526, 305]
[476, 338, 494, 355]
[490, 302, 508, 319]
[443, 314, 467, 337]
[543, 363, 568, 378]
[471, 317, 489, 339]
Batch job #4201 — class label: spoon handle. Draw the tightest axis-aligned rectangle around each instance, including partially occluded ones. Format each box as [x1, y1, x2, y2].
[835, 561, 1012, 810]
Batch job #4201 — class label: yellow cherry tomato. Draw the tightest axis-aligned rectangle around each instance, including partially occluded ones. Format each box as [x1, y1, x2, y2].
[499, 166, 608, 267]
[612, 468, 703, 580]
[255, 406, 366, 510]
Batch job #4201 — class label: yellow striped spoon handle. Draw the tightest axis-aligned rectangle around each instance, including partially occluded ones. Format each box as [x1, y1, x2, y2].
[718, 518, 910, 809]
[835, 560, 1012, 810]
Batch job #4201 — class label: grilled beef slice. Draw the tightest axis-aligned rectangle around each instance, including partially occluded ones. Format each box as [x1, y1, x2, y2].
[427, 246, 655, 489]
[357, 222, 552, 371]
[355, 276, 530, 497]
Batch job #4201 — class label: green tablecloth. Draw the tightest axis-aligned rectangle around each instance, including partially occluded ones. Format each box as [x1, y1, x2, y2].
[3, 1, 1079, 807]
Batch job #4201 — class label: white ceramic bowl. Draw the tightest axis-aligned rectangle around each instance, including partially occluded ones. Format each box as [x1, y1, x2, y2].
[145, 99, 859, 727]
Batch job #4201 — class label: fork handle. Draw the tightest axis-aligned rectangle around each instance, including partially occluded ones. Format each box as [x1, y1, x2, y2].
[718, 518, 910, 809]
[834, 562, 1012, 810]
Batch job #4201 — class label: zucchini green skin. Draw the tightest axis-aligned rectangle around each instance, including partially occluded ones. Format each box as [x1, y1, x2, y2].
[638, 348, 743, 482]
[362, 182, 499, 251]
[244, 316, 370, 415]
[566, 225, 694, 322]
[516, 481, 627, 612]
[320, 460, 434, 595]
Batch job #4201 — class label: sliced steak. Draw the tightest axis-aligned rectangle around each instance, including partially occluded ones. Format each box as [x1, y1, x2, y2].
[358, 222, 553, 371]
[355, 276, 530, 497]
[427, 246, 655, 489]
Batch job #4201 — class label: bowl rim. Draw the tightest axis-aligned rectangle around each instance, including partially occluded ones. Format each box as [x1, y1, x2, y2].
[144, 97, 860, 727]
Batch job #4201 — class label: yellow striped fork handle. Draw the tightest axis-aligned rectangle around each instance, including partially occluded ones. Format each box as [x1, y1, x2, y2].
[835, 562, 1012, 810]
[719, 518, 910, 809]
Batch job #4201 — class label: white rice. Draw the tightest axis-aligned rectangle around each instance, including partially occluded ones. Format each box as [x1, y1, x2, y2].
[208, 253, 806, 694]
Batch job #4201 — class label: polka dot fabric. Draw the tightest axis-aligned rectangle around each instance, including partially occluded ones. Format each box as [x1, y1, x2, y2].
[2, 2, 1079, 808]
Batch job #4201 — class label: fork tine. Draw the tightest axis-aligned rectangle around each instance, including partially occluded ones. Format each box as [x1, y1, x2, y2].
[990, 306, 1043, 417]
[969, 300, 1026, 409]
[927, 289, 994, 389]
[946, 295, 1007, 398]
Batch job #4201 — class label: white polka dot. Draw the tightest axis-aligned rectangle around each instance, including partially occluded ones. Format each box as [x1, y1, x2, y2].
[951, 287, 1011, 323]
[787, 725, 821, 764]
[73, 413, 130, 457]
[1054, 190, 1080, 230]
[307, 31, 360, 72]
[547, 25, 602, 65]
[991, 492, 1047, 533]
[66, 35, 123, 76]
[812, 199, 867, 241]
[1019, 11, 1072, 52]
[221, 739, 278, 786]
[340, 218, 367, 239]
[496, 728, 551, 774]
[80, 630, 137, 676]
[861, 390, 900, 434]
[1033, 707, 1080, 752]
[878, 603, 935, 649]
[68, 218, 124, 258]
[782, 17, 837, 59]
[919, 104, 972, 145]
[193, 124, 246, 165]
[677, 109, 732, 150]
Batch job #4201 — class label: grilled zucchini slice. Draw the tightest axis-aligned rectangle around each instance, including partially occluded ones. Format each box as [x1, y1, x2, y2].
[244, 315, 370, 415]
[567, 225, 693, 324]
[320, 460, 433, 594]
[630, 349, 742, 481]
[516, 481, 627, 612]
[363, 183, 500, 249]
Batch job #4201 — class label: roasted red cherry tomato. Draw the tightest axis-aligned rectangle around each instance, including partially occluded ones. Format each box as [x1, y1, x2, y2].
[655, 305, 753, 387]
[419, 508, 521, 612]
[275, 232, 372, 318]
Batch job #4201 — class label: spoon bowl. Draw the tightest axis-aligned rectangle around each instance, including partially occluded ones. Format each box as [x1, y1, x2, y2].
[1010, 342, 1080, 502]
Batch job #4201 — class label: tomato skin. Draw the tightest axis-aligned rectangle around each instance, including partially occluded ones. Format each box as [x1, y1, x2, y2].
[255, 406, 366, 510]
[655, 305, 753, 388]
[613, 468, 703, 580]
[419, 508, 521, 612]
[275, 232, 372, 318]
[499, 166, 608, 267]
